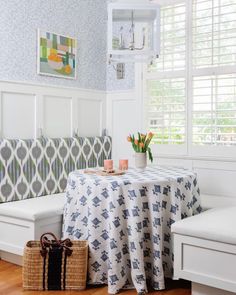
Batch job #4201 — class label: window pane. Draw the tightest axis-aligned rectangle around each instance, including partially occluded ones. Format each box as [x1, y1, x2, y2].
[145, 78, 186, 145]
[150, 3, 186, 72]
[193, 0, 236, 68]
[193, 74, 236, 146]
[144, 1, 236, 152]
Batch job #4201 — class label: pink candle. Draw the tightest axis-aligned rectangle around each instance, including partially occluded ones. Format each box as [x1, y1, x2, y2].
[119, 159, 128, 171]
[104, 159, 113, 171]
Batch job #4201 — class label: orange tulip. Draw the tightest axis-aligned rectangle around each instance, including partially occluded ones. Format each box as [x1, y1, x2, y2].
[127, 136, 132, 142]
[141, 134, 146, 139]
[148, 132, 154, 138]
[139, 142, 144, 148]
[134, 139, 139, 145]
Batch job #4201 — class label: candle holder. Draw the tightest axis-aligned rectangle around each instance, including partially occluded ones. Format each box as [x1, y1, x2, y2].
[119, 159, 128, 171]
[104, 159, 114, 172]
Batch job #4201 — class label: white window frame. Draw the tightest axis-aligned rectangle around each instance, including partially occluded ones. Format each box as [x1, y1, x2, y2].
[140, 0, 236, 161]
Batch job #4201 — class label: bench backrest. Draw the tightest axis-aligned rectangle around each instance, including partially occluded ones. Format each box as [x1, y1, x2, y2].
[0, 136, 112, 203]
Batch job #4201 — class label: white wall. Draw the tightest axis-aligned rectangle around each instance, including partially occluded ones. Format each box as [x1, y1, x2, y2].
[0, 81, 106, 139]
[106, 90, 139, 166]
[0, 0, 134, 92]
[0, 0, 108, 91]
[1, 77, 236, 209]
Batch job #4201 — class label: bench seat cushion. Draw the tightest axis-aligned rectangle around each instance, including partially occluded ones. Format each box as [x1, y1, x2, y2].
[0, 193, 65, 221]
[172, 207, 236, 245]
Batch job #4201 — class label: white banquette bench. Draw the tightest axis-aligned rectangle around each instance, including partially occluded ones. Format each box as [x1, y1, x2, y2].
[0, 136, 112, 265]
[172, 207, 236, 295]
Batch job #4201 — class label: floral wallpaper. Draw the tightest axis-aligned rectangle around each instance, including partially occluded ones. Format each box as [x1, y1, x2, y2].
[0, 0, 134, 91]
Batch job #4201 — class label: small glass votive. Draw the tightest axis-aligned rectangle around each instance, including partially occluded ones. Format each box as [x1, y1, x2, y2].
[119, 159, 128, 171]
[104, 159, 113, 171]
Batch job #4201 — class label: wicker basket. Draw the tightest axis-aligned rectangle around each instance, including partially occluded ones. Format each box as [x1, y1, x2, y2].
[22, 233, 88, 291]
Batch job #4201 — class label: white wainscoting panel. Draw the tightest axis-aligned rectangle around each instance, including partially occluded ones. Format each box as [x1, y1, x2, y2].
[153, 156, 236, 208]
[194, 167, 236, 199]
[107, 90, 137, 165]
[77, 99, 102, 137]
[0, 81, 106, 140]
[0, 92, 36, 139]
[43, 95, 73, 138]
[112, 99, 137, 164]
[1, 80, 236, 209]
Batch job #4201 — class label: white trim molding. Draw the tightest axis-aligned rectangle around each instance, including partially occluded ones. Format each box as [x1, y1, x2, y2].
[0, 80, 107, 139]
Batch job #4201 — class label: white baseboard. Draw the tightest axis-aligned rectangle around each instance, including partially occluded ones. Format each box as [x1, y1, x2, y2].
[0, 250, 22, 266]
[192, 283, 234, 295]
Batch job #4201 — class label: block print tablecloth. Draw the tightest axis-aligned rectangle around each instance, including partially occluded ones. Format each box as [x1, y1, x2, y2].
[63, 166, 202, 294]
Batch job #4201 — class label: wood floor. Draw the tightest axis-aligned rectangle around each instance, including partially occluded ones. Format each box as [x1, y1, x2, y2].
[0, 260, 191, 295]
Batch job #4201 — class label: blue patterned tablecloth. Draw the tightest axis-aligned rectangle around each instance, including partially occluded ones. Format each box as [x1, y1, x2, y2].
[63, 166, 202, 294]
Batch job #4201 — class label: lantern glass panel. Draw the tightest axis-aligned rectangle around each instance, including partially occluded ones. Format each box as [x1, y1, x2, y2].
[111, 8, 159, 54]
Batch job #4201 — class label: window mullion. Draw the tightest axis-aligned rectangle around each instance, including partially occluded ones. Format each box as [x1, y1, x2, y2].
[186, 0, 193, 157]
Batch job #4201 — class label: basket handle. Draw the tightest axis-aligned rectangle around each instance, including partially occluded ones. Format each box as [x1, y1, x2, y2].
[40, 232, 73, 257]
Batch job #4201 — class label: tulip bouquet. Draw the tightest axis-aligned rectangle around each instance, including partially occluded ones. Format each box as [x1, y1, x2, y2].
[127, 132, 154, 162]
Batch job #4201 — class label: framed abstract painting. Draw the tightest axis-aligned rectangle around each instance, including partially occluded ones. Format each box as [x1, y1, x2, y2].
[37, 29, 77, 79]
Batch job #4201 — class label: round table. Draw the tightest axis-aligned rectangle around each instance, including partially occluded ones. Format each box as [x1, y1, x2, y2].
[63, 166, 202, 294]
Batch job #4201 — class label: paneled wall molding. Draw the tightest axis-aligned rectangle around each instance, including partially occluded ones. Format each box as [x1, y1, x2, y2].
[0, 80, 107, 95]
[1, 79, 235, 209]
[156, 155, 236, 207]
[106, 89, 138, 164]
[0, 80, 107, 139]
[106, 89, 136, 136]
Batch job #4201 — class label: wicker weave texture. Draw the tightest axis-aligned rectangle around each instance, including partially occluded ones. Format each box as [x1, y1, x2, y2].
[23, 240, 88, 290]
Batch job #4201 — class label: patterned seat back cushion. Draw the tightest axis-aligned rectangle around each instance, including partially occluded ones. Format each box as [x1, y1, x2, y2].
[0, 136, 112, 203]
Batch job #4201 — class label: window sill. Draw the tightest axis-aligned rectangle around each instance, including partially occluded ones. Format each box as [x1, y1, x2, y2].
[154, 153, 236, 163]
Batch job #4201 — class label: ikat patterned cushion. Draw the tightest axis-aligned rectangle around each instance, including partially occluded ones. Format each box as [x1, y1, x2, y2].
[0, 136, 112, 203]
